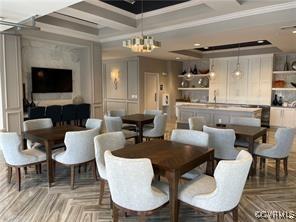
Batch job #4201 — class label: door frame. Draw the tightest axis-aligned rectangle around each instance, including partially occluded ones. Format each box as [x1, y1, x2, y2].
[144, 72, 160, 111]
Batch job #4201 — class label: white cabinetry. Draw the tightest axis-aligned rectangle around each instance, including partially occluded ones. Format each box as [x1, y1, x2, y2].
[270, 107, 296, 128]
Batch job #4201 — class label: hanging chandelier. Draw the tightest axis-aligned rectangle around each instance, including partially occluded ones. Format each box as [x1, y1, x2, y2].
[122, 0, 161, 53]
[232, 43, 243, 80]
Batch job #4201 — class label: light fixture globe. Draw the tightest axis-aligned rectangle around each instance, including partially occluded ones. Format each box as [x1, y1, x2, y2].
[232, 63, 243, 80]
[183, 72, 194, 81]
[209, 64, 216, 80]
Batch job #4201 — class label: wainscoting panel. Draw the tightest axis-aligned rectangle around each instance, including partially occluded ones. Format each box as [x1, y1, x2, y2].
[127, 102, 139, 114]
[106, 101, 126, 113]
[127, 60, 138, 101]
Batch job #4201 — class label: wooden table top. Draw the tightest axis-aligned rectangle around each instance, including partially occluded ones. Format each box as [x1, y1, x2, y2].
[23, 125, 86, 142]
[121, 114, 154, 123]
[210, 124, 267, 137]
[113, 140, 214, 173]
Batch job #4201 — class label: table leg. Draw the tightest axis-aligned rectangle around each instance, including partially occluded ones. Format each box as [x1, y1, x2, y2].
[166, 171, 180, 222]
[45, 140, 54, 187]
[138, 123, 143, 143]
[206, 152, 215, 176]
[248, 137, 255, 176]
[262, 132, 267, 143]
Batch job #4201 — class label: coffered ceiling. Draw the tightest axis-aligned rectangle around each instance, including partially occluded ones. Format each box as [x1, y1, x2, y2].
[1, 0, 296, 60]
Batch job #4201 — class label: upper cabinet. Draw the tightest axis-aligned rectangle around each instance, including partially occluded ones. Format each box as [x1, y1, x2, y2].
[209, 54, 273, 105]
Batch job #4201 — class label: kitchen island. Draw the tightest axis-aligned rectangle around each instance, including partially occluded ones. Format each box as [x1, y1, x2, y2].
[176, 102, 262, 125]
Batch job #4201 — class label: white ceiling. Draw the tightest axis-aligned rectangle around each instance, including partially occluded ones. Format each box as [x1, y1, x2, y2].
[1, 0, 296, 60]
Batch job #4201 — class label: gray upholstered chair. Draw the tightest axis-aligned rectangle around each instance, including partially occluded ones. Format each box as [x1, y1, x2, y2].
[178, 150, 252, 222]
[94, 132, 126, 205]
[143, 109, 163, 128]
[230, 117, 261, 148]
[143, 114, 167, 140]
[52, 128, 99, 189]
[171, 129, 209, 179]
[254, 127, 295, 181]
[85, 118, 103, 131]
[107, 110, 136, 130]
[203, 126, 239, 160]
[0, 132, 46, 191]
[104, 115, 138, 143]
[104, 150, 169, 221]
[189, 116, 206, 131]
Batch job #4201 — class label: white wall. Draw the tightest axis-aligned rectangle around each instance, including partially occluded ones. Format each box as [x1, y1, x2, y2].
[21, 38, 83, 105]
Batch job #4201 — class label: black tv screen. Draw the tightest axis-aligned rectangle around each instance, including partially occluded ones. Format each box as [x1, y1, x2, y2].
[32, 67, 73, 93]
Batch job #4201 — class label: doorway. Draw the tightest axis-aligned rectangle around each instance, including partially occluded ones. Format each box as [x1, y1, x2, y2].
[144, 72, 159, 110]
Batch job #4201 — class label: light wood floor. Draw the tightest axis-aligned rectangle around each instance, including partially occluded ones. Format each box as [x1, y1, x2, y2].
[0, 127, 295, 222]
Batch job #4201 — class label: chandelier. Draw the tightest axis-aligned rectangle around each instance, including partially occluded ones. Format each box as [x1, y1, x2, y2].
[122, 0, 161, 53]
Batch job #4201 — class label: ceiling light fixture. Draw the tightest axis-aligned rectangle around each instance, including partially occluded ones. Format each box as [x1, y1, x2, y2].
[209, 64, 216, 80]
[293, 30, 296, 34]
[257, 40, 264, 43]
[176, 57, 180, 60]
[122, 0, 161, 53]
[204, 46, 209, 49]
[194, 43, 200, 46]
[232, 43, 243, 80]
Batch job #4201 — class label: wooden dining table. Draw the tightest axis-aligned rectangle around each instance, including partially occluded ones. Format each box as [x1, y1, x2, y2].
[23, 125, 87, 187]
[121, 114, 155, 142]
[112, 139, 215, 222]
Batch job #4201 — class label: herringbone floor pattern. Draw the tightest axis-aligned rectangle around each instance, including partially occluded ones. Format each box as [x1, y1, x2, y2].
[0, 127, 295, 222]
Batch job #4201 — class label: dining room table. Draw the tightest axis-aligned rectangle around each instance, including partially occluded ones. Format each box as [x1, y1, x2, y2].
[121, 114, 155, 142]
[23, 125, 87, 187]
[112, 139, 215, 222]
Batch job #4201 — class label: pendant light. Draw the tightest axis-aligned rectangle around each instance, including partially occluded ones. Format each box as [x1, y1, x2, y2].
[122, 0, 161, 53]
[232, 43, 243, 80]
[209, 64, 216, 80]
[183, 63, 194, 81]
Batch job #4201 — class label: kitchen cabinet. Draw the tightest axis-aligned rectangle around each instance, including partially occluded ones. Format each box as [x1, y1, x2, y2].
[270, 107, 296, 128]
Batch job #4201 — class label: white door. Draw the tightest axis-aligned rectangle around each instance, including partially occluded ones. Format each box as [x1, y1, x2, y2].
[144, 73, 159, 110]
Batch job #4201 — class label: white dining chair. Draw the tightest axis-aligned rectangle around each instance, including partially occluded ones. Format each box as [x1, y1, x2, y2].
[105, 150, 169, 221]
[254, 127, 295, 181]
[0, 132, 46, 191]
[23, 118, 53, 149]
[52, 128, 99, 189]
[230, 117, 261, 148]
[143, 109, 163, 128]
[107, 110, 136, 130]
[104, 115, 138, 143]
[85, 118, 103, 131]
[171, 129, 209, 179]
[143, 114, 167, 140]
[188, 116, 206, 131]
[203, 126, 239, 160]
[178, 150, 252, 222]
[94, 132, 126, 205]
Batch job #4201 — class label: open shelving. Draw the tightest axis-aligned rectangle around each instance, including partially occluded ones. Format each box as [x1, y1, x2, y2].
[178, 88, 209, 91]
[272, 88, 296, 91]
[178, 74, 209, 78]
[273, 71, 296, 75]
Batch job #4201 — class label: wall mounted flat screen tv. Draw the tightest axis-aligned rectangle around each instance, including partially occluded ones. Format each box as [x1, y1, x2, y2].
[32, 67, 73, 93]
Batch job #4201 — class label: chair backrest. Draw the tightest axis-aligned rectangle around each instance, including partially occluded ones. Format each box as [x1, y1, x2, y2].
[107, 110, 126, 117]
[203, 126, 237, 160]
[273, 128, 295, 158]
[28, 106, 45, 119]
[171, 129, 209, 148]
[86, 118, 103, 131]
[148, 114, 167, 137]
[62, 128, 99, 164]
[104, 115, 123, 132]
[61, 104, 77, 122]
[45, 105, 62, 124]
[193, 150, 252, 212]
[0, 132, 26, 166]
[94, 132, 126, 180]
[189, 116, 207, 131]
[144, 109, 163, 115]
[105, 150, 165, 211]
[23, 118, 53, 149]
[230, 117, 261, 127]
[76, 103, 90, 119]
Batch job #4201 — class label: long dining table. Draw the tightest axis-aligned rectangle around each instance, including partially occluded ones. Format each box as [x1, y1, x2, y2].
[23, 125, 87, 187]
[112, 139, 215, 222]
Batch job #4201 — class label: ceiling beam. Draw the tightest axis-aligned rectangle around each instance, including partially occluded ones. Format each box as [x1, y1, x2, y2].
[58, 2, 137, 31]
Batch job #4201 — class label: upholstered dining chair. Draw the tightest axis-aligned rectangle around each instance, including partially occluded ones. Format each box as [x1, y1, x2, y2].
[52, 128, 99, 189]
[230, 117, 261, 148]
[203, 126, 239, 160]
[104, 150, 169, 221]
[0, 132, 46, 191]
[254, 127, 295, 181]
[171, 129, 209, 180]
[107, 110, 136, 131]
[143, 109, 163, 128]
[178, 150, 252, 222]
[143, 114, 167, 140]
[85, 118, 103, 131]
[94, 132, 126, 205]
[188, 116, 207, 131]
[104, 115, 138, 143]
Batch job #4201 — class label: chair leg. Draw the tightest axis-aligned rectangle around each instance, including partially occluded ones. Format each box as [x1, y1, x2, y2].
[39, 164, 42, 174]
[53, 161, 56, 178]
[35, 165, 39, 174]
[78, 165, 81, 174]
[84, 163, 87, 172]
[92, 160, 98, 181]
[217, 212, 224, 222]
[253, 156, 257, 172]
[275, 159, 280, 181]
[283, 158, 288, 176]
[99, 180, 105, 205]
[16, 167, 21, 191]
[139, 213, 146, 222]
[112, 202, 119, 222]
[71, 165, 75, 190]
[24, 166, 28, 175]
[259, 158, 264, 170]
[232, 206, 238, 222]
[7, 166, 12, 184]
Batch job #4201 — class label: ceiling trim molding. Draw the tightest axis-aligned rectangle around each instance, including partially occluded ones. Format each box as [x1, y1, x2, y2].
[100, 1, 296, 43]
